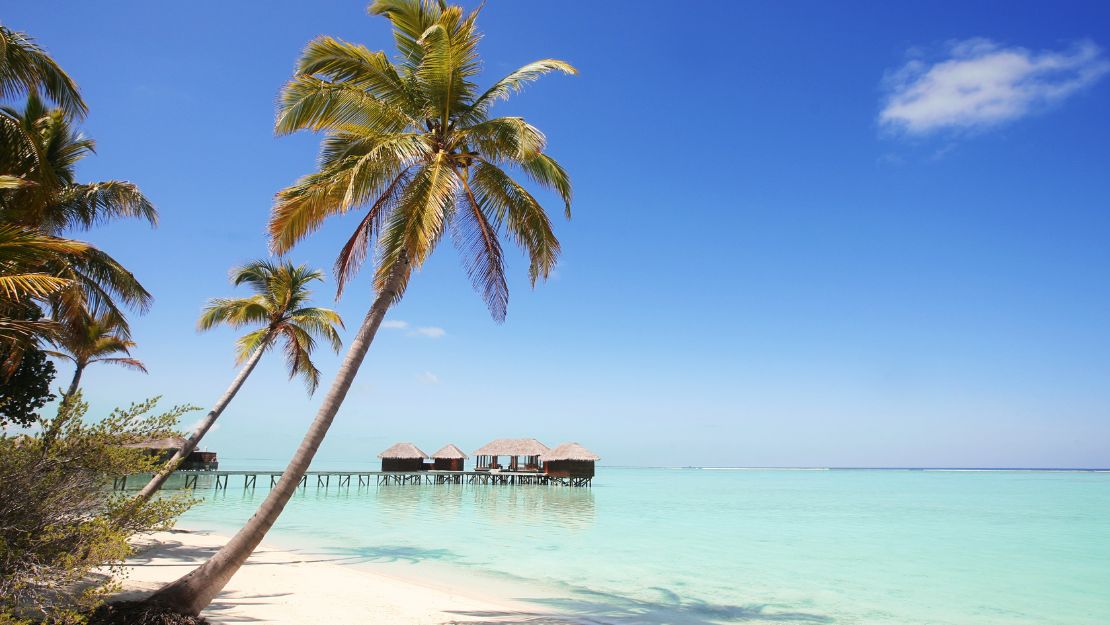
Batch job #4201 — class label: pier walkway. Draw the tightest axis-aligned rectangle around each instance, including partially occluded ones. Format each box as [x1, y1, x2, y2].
[112, 470, 593, 491]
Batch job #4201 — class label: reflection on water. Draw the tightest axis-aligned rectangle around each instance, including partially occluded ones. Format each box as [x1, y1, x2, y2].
[187, 480, 597, 544]
[179, 469, 1110, 625]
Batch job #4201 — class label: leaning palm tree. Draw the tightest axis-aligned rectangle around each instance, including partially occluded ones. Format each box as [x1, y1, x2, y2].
[147, 0, 573, 614]
[0, 24, 85, 118]
[44, 308, 147, 404]
[132, 260, 343, 503]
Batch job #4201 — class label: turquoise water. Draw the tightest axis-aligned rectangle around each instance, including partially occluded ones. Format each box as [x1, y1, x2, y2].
[177, 467, 1110, 625]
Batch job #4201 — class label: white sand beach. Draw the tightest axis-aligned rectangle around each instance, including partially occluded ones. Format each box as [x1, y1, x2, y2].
[116, 529, 549, 625]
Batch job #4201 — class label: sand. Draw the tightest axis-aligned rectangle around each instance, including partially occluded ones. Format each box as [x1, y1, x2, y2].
[115, 528, 552, 625]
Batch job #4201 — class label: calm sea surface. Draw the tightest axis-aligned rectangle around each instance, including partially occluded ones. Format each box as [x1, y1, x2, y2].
[175, 467, 1110, 625]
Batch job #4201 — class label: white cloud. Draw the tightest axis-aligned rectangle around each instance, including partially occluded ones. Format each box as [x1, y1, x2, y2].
[380, 319, 445, 338]
[418, 371, 440, 384]
[880, 39, 1109, 134]
[412, 326, 446, 339]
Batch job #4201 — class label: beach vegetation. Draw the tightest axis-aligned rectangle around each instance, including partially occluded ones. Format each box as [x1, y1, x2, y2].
[0, 395, 195, 624]
[144, 0, 574, 614]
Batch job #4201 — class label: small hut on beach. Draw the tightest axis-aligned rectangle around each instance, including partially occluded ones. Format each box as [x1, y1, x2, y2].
[122, 437, 218, 471]
[541, 442, 600, 478]
[473, 438, 549, 472]
[378, 442, 429, 472]
[431, 444, 468, 471]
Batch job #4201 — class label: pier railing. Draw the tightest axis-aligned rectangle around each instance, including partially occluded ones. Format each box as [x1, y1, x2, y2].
[112, 469, 593, 491]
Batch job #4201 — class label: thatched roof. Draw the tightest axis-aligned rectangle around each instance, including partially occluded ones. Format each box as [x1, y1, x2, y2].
[122, 436, 187, 450]
[541, 442, 600, 462]
[377, 442, 429, 459]
[473, 438, 549, 457]
[431, 444, 468, 459]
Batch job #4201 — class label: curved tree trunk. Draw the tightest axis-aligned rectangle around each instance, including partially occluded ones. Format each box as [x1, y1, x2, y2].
[146, 260, 409, 615]
[62, 364, 84, 405]
[132, 331, 274, 503]
[43, 363, 84, 451]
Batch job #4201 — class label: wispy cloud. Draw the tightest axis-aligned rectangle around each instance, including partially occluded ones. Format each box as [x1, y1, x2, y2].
[381, 319, 446, 339]
[880, 39, 1109, 135]
[412, 326, 446, 338]
[418, 371, 440, 384]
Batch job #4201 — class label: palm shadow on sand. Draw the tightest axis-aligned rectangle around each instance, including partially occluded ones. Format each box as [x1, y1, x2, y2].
[445, 586, 833, 625]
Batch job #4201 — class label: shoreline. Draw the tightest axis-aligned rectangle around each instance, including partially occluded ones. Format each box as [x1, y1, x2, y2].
[117, 527, 565, 625]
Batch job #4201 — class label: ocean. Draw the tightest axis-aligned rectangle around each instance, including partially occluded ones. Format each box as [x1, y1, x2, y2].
[175, 466, 1110, 625]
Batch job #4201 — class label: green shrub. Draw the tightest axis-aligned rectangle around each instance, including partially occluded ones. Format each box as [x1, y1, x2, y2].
[0, 395, 198, 623]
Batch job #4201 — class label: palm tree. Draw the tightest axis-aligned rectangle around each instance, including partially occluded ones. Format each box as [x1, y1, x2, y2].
[0, 24, 85, 118]
[0, 94, 156, 334]
[147, 0, 573, 614]
[132, 260, 343, 502]
[44, 309, 147, 404]
[1, 94, 155, 233]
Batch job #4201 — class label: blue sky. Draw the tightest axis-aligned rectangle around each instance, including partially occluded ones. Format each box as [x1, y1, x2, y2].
[5, 1, 1110, 468]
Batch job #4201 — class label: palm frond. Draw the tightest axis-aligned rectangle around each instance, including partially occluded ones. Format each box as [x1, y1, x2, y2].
[276, 75, 415, 136]
[368, 0, 447, 69]
[62, 245, 153, 314]
[453, 169, 508, 321]
[373, 155, 457, 299]
[0, 26, 86, 118]
[269, 150, 415, 254]
[295, 37, 413, 110]
[462, 59, 576, 124]
[459, 117, 545, 161]
[0, 174, 30, 189]
[0, 273, 69, 300]
[287, 307, 344, 352]
[516, 152, 572, 217]
[198, 297, 272, 331]
[333, 168, 411, 296]
[279, 324, 321, 393]
[229, 260, 281, 293]
[49, 180, 158, 230]
[89, 356, 147, 373]
[233, 327, 274, 364]
[470, 161, 559, 284]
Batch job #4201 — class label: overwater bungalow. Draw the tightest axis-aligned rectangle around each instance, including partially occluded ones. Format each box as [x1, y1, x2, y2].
[473, 438, 549, 472]
[541, 442, 600, 479]
[123, 437, 218, 470]
[431, 444, 468, 471]
[378, 442, 429, 472]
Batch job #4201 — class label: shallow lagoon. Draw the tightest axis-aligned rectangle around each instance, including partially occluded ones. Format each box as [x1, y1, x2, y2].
[178, 467, 1110, 624]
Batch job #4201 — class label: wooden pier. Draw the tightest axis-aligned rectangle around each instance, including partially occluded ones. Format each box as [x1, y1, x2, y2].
[112, 470, 593, 491]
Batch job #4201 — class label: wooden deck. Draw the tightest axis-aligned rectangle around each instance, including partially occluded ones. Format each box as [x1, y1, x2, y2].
[112, 469, 593, 491]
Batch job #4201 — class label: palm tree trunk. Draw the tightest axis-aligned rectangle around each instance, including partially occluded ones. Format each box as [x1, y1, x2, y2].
[132, 331, 274, 503]
[146, 259, 409, 615]
[42, 363, 84, 451]
[62, 364, 83, 404]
